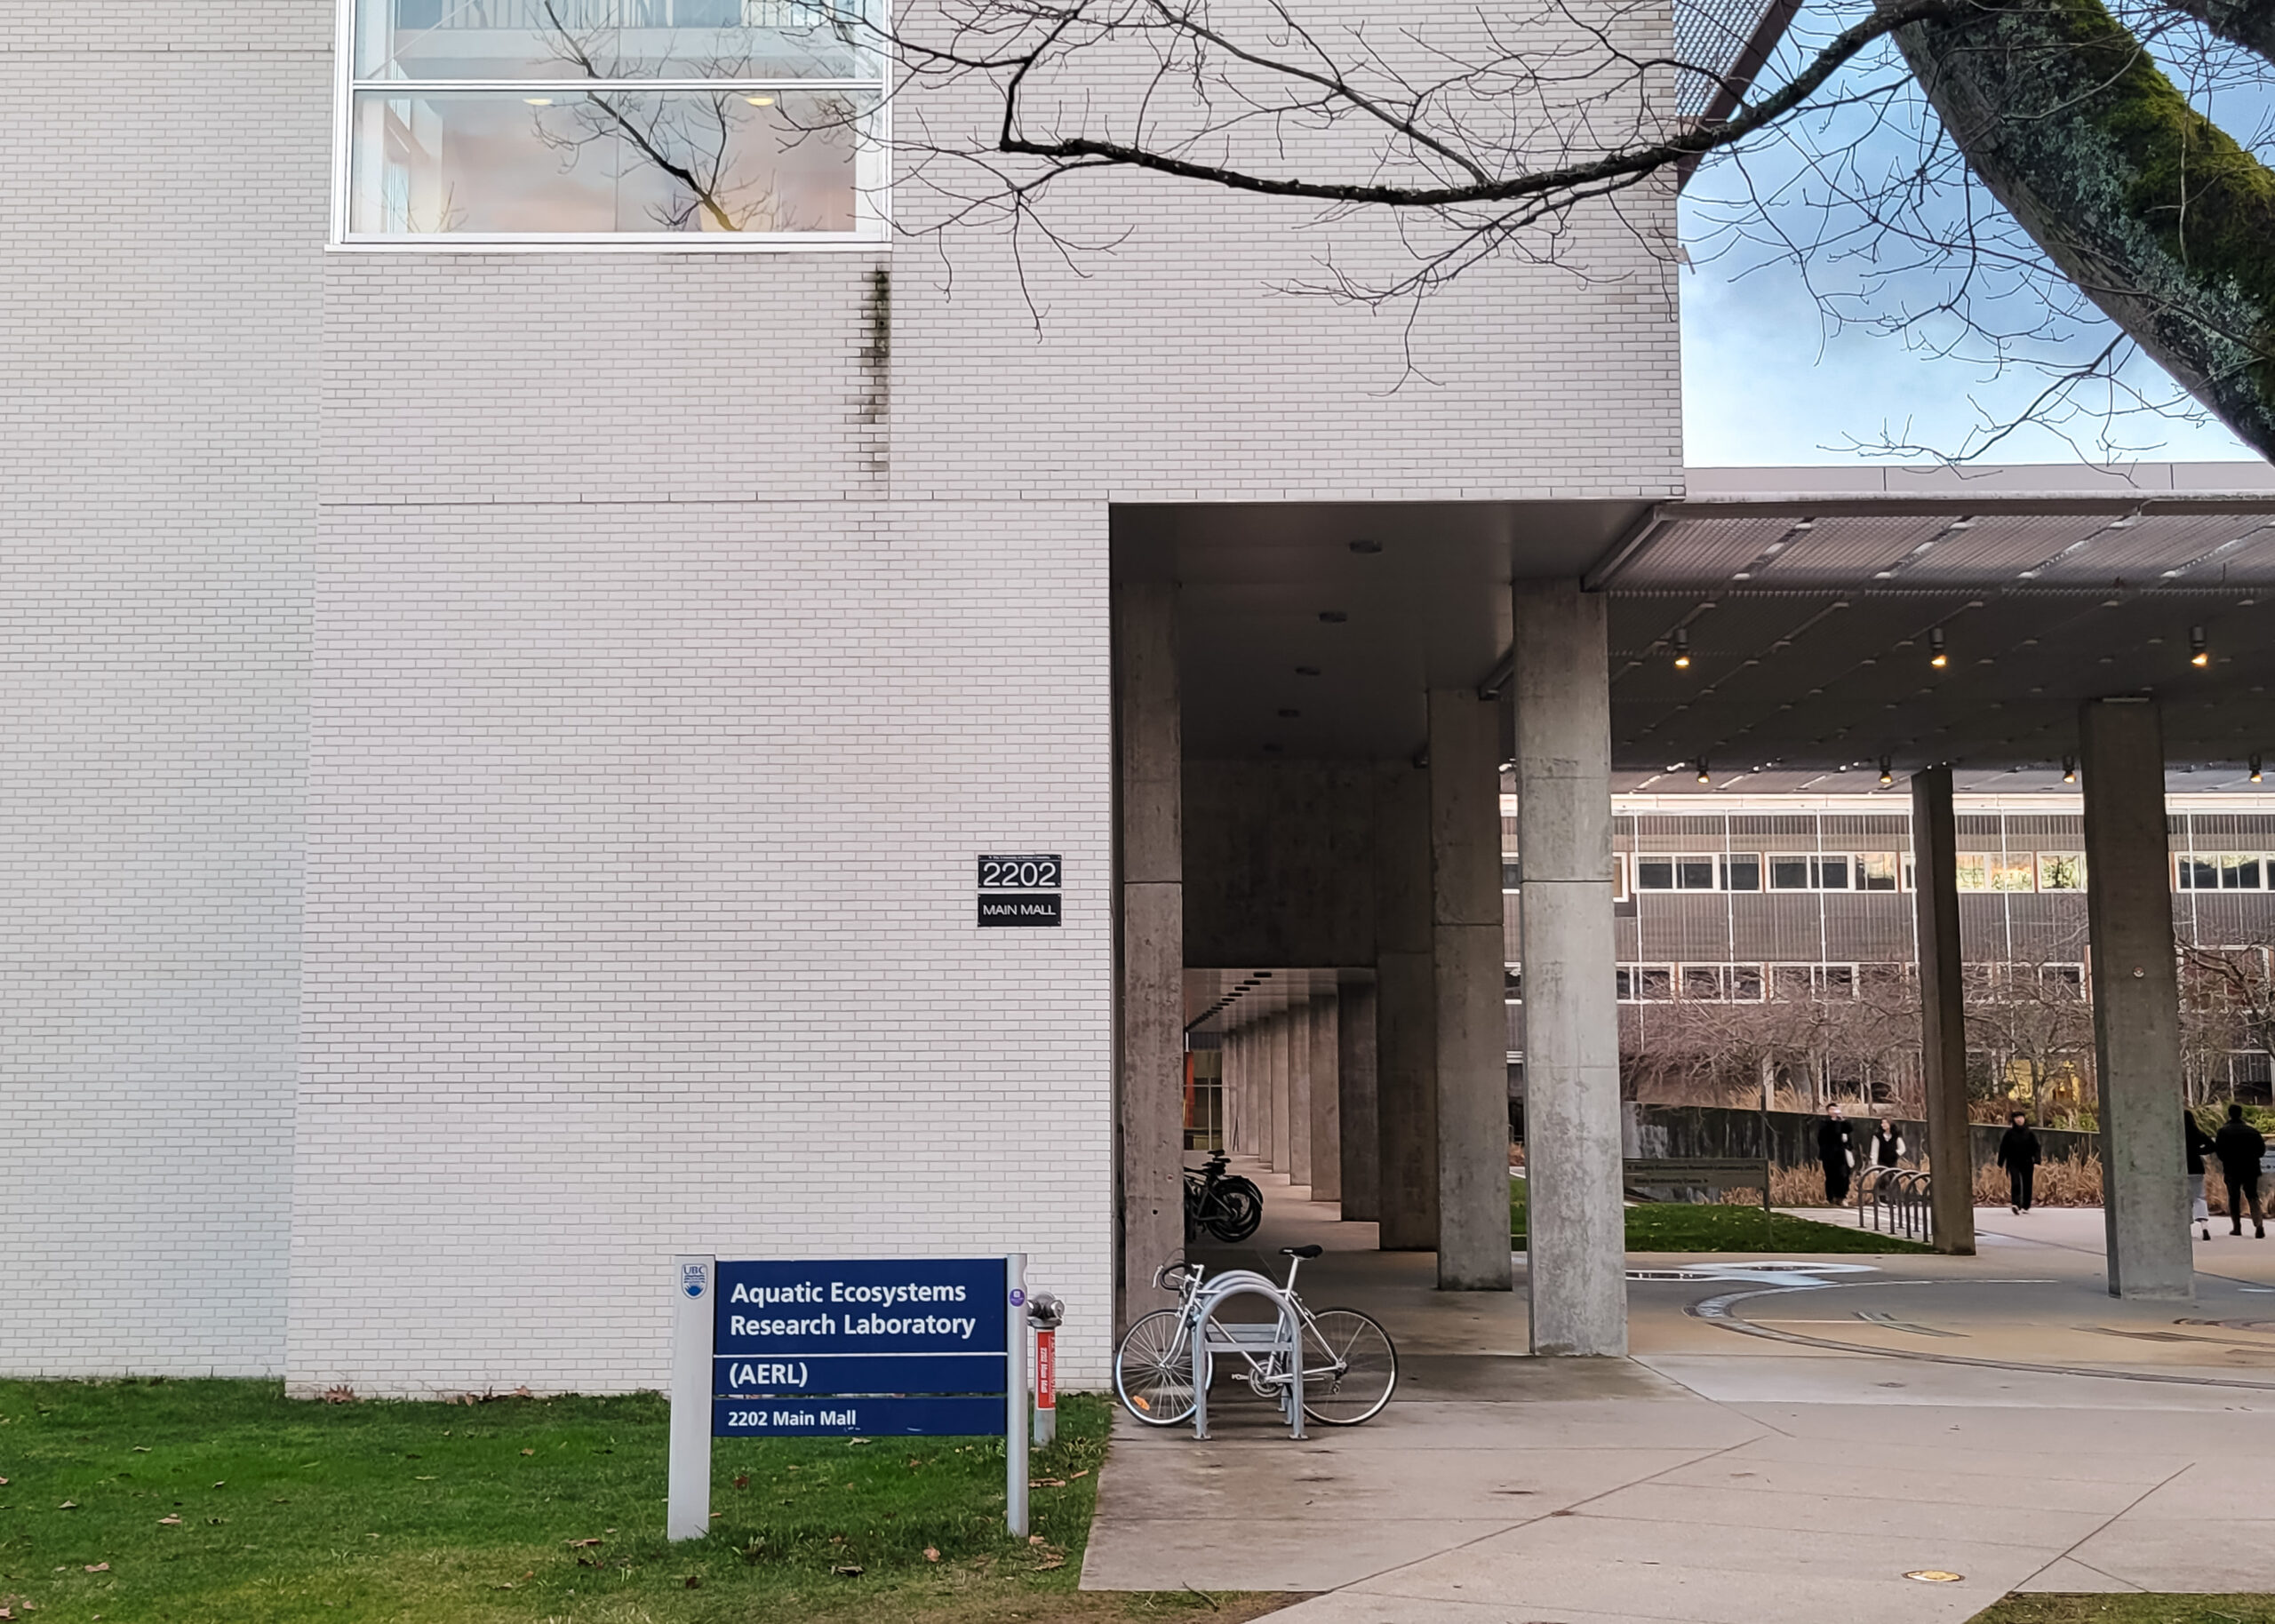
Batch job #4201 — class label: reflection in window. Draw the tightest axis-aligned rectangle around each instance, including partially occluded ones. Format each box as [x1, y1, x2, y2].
[1988, 855, 2035, 892]
[2221, 856, 2265, 890]
[1770, 856, 1812, 890]
[1722, 854, 1761, 891]
[1729, 964, 1764, 1000]
[1682, 965, 1724, 1001]
[2179, 856, 2221, 889]
[342, 0, 888, 241]
[1857, 853, 1899, 891]
[1637, 966, 1674, 1002]
[2039, 853, 2087, 891]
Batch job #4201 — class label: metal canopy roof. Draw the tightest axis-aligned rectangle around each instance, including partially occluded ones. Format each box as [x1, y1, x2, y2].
[1602, 465, 2275, 792]
[1118, 464, 2275, 794]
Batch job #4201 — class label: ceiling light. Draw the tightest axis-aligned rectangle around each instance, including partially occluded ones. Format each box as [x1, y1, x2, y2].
[2191, 625, 2209, 666]
[1928, 628, 1948, 669]
[1672, 628, 1691, 670]
[744, 94, 776, 107]
[1276, 708, 1300, 719]
[1348, 539, 1382, 554]
[2062, 756, 2077, 785]
[1696, 761, 1712, 784]
[523, 95, 555, 105]
[1318, 610, 1348, 624]
[2253, 753, 2264, 784]
[1294, 665, 1321, 677]
[1878, 760, 1894, 788]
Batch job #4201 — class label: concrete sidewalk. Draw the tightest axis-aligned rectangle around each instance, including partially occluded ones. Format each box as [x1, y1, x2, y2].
[1083, 1163, 2275, 1620]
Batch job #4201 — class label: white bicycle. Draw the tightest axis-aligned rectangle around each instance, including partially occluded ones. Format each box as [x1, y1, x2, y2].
[1114, 1245, 1398, 1429]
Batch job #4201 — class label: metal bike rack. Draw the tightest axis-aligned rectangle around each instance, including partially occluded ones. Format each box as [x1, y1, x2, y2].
[1858, 1165, 1933, 1242]
[1187, 1275, 1305, 1442]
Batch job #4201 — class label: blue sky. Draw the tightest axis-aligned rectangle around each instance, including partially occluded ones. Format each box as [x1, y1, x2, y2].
[1676, 12, 2266, 467]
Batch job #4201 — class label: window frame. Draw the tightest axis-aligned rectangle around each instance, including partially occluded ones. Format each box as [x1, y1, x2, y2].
[330, 0, 895, 251]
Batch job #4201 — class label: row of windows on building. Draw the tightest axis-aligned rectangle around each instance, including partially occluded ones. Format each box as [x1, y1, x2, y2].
[1498, 852, 2275, 896]
[1597, 961, 2086, 1004]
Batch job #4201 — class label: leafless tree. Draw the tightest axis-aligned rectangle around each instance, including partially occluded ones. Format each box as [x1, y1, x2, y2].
[863, 0, 2275, 458]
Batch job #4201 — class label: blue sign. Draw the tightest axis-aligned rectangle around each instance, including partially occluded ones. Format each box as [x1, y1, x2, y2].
[715, 1352, 1005, 1397]
[708, 1259, 1011, 1441]
[714, 1258, 1008, 1357]
[714, 1396, 1004, 1437]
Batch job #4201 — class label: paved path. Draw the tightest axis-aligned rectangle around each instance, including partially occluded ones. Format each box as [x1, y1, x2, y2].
[1083, 1163, 2275, 1620]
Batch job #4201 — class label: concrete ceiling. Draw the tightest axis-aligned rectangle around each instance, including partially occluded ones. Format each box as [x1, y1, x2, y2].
[1120, 466, 2275, 784]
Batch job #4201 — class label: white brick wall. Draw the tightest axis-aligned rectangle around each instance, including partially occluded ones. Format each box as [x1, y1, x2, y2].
[5, 0, 1680, 1391]
[0, 11, 328, 1376]
[291, 500, 1115, 1390]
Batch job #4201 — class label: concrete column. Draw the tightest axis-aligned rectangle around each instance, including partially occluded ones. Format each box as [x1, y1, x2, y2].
[2080, 698, 2193, 1301]
[1225, 1026, 1244, 1154]
[1114, 581, 1184, 1334]
[1309, 994, 1343, 1202]
[1289, 998, 1315, 1189]
[1909, 765, 1976, 1255]
[1512, 582, 1624, 1354]
[1432, 686, 1514, 1293]
[1270, 1007, 1292, 1174]
[1338, 982, 1380, 1221]
[1376, 764, 1441, 1250]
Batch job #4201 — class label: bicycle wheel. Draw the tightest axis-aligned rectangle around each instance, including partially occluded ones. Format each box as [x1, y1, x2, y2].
[1114, 1308, 1199, 1427]
[1206, 1186, 1262, 1243]
[1297, 1308, 1397, 1425]
[1215, 1178, 1265, 1241]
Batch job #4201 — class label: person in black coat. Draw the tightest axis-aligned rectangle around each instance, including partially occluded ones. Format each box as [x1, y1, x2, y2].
[2186, 1109, 2218, 1240]
[1816, 1105, 1856, 1205]
[2215, 1103, 2267, 1239]
[1869, 1117, 1906, 1168]
[1996, 1112, 2041, 1214]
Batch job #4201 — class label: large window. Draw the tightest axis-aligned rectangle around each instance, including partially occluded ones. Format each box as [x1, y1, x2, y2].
[338, 0, 890, 244]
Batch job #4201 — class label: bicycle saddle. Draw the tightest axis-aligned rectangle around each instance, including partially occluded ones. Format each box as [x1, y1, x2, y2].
[1280, 1245, 1324, 1259]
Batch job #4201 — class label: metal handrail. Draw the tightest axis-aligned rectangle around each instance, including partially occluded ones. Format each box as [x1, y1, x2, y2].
[1857, 1164, 1933, 1242]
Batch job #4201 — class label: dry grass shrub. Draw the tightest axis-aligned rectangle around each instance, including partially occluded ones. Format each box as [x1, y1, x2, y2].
[1975, 1152, 2103, 1206]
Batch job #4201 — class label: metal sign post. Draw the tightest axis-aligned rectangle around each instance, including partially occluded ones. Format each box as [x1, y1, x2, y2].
[668, 1254, 1031, 1540]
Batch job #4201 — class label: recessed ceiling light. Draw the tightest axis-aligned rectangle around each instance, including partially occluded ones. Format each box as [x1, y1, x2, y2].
[1294, 665, 1321, 677]
[1348, 539, 1382, 554]
[1318, 610, 1348, 624]
[1277, 708, 1300, 719]
[744, 94, 776, 106]
[523, 95, 555, 105]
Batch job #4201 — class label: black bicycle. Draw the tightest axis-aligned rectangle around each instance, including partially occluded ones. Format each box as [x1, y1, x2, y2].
[1184, 1152, 1264, 1243]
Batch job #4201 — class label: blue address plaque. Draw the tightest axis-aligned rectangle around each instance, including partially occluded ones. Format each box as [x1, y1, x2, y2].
[714, 1396, 1005, 1437]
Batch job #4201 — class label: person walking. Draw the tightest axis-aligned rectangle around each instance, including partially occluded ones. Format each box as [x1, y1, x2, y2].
[2186, 1108, 2218, 1242]
[1817, 1103, 1856, 1206]
[1997, 1111, 2041, 1214]
[2215, 1103, 2267, 1239]
[1869, 1117, 1906, 1168]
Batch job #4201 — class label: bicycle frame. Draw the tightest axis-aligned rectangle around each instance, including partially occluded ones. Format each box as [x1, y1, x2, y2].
[1150, 1254, 1345, 1440]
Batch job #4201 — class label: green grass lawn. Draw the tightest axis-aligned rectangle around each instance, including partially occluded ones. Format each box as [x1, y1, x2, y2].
[1510, 1179, 1934, 1254]
[1976, 1598, 2275, 1623]
[0, 1380, 1289, 1624]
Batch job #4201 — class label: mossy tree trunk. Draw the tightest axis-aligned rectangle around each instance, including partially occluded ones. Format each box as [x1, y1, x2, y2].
[1887, 0, 2275, 456]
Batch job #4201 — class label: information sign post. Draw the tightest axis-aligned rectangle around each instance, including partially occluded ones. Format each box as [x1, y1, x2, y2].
[668, 1254, 1030, 1540]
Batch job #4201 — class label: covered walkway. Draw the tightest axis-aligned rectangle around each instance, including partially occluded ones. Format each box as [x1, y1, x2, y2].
[1085, 1163, 2275, 1618]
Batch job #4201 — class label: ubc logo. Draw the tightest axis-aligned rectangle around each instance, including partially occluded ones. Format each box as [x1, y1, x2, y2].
[682, 1262, 708, 1300]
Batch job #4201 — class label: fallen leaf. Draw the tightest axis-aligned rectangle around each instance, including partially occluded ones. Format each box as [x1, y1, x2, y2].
[1072, 1469, 1090, 1479]
[830, 1564, 864, 1578]
[1027, 1534, 1045, 1546]
[1035, 1554, 1066, 1571]
[567, 1538, 602, 1548]
[519, 1449, 535, 1457]
[212, 1482, 226, 1490]
[732, 1474, 749, 1490]
[923, 1547, 940, 1563]
[157, 1516, 183, 1526]
[84, 1563, 109, 1572]
[682, 1575, 703, 1589]
[132, 1448, 150, 1454]
[57, 1501, 76, 1510]
[490, 1583, 515, 1592]
[414, 1476, 435, 1481]
[847, 1437, 870, 1446]
[1035, 1478, 1066, 1488]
